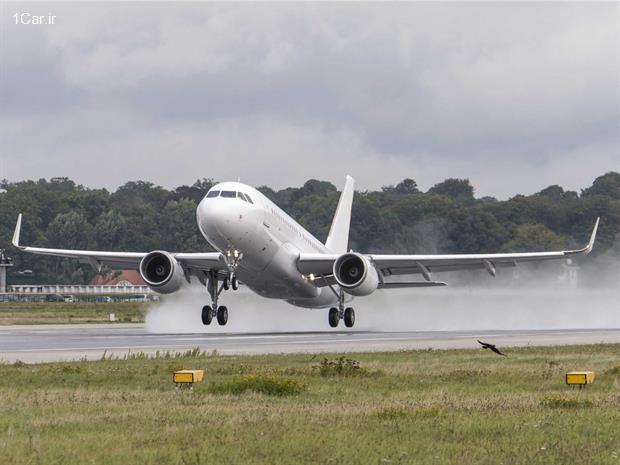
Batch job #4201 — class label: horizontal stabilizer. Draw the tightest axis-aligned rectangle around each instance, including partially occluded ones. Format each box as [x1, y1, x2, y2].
[378, 281, 447, 289]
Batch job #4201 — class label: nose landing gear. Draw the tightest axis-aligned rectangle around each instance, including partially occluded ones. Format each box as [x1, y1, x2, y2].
[328, 288, 355, 328]
[222, 276, 239, 291]
[201, 263, 240, 326]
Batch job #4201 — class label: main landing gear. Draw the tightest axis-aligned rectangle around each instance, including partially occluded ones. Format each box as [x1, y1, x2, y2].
[328, 288, 355, 328]
[201, 270, 239, 326]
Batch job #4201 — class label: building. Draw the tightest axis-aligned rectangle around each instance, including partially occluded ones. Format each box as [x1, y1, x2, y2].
[90, 270, 146, 287]
[10, 270, 151, 295]
[0, 250, 14, 293]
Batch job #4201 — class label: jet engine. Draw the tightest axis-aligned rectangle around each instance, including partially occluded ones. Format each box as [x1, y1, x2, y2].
[333, 252, 379, 296]
[139, 251, 185, 294]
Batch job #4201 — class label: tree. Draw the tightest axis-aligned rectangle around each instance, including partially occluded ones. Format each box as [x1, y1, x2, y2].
[298, 180, 337, 197]
[159, 199, 206, 252]
[47, 212, 94, 249]
[192, 178, 215, 191]
[112, 181, 169, 209]
[173, 178, 215, 203]
[502, 223, 565, 252]
[537, 185, 565, 201]
[395, 178, 419, 194]
[46, 211, 95, 283]
[48, 177, 77, 193]
[95, 210, 127, 250]
[382, 178, 419, 194]
[582, 172, 620, 199]
[428, 178, 474, 201]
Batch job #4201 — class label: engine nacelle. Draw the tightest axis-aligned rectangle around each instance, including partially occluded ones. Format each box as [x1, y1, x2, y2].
[139, 251, 185, 294]
[333, 252, 379, 296]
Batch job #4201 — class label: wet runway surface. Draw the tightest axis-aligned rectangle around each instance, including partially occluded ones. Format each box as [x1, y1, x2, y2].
[0, 324, 618, 363]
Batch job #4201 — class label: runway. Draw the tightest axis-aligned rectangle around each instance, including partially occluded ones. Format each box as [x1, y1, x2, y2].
[0, 324, 618, 363]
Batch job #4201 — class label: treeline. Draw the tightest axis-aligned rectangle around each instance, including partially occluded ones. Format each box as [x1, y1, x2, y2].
[0, 172, 618, 284]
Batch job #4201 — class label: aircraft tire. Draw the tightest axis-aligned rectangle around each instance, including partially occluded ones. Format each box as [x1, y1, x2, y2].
[223, 278, 230, 290]
[344, 307, 355, 328]
[201, 305, 213, 325]
[328, 307, 339, 328]
[232, 277, 239, 290]
[217, 306, 228, 325]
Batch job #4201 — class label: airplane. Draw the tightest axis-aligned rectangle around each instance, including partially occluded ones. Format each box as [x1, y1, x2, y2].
[11, 176, 600, 328]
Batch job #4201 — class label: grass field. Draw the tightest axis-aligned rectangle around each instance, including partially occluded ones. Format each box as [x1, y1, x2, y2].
[0, 302, 147, 324]
[1, 344, 619, 465]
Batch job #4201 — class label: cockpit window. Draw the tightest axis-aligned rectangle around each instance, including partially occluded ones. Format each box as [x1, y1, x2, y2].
[220, 190, 236, 198]
[206, 190, 220, 198]
[238, 192, 248, 202]
[245, 194, 254, 204]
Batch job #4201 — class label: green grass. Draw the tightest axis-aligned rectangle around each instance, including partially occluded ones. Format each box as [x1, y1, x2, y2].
[206, 374, 306, 396]
[0, 301, 146, 324]
[0, 345, 619, 465]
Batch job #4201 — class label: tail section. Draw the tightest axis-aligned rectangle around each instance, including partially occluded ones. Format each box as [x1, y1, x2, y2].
[325, 175, 355, 253]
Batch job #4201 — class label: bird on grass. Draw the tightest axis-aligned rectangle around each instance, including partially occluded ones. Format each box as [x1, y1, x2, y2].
[477, 340, 507, 357]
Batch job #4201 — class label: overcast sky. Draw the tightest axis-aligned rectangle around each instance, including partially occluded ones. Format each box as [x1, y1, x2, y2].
[0, 2, 618, 198]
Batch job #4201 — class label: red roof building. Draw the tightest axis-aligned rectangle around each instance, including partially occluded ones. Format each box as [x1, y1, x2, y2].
[90, 270, 146, 286]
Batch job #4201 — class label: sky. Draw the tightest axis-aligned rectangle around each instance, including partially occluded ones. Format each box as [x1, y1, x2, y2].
[0, 2, 618, 199]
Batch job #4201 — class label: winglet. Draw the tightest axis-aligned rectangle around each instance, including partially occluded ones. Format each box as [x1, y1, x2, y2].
[585, 217, 600, 254]
[567, 217, 599, 256]
[12, 214, 22, 249]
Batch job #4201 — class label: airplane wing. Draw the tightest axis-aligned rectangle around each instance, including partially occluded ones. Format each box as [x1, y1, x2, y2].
[298, 217, 599, 282]
[11, 214, 227, 275]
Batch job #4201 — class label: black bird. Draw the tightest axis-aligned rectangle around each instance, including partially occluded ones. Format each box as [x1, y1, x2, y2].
[477, 340, 507, 357]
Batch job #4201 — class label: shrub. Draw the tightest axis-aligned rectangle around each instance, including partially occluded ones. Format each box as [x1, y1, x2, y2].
[540, 395, 593, 409]
[211, 364, 253, 375]
[375, 405, 442, 421]
[606, 366, 620, 376]
[412, 406, 442, 419]
[438, 369, 490, 382]
[376, 407, 411, 420]
[313, 357, 378, 377]
[57, 364, 83, 374]
[207, 375, 305, 397]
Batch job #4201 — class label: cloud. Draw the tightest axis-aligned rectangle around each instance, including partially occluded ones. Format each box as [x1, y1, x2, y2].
[0, 2, 618, 198]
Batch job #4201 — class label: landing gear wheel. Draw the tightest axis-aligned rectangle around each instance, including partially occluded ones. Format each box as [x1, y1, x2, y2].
[222, 277, 230, 290]
[344, 307, 355, 328]
[231, 276, 239, 290]
[201, 305, 213, 325]
[217, 306, 228, 326]
[328, 307, 339, 328]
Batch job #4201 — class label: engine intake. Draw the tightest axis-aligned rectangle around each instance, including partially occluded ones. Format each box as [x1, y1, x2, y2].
[139, 251, 184, 294]
[333, 252, 379, 296]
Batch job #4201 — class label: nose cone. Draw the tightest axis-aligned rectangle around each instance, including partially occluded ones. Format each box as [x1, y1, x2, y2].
[198, 196, 256, 250]
[198, 198, 232, 238]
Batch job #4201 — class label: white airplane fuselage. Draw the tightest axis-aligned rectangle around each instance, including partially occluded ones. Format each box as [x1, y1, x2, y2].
[196, 182, 339, 308]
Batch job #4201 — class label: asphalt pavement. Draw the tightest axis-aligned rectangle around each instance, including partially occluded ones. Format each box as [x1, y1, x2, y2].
[0, 324, 618, 363]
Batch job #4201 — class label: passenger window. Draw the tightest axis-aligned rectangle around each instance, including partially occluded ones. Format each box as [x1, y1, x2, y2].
[221, 191, 236, 198]
[206, 190, 220, 198]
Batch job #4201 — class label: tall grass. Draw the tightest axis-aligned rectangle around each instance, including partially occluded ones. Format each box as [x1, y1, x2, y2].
[0, 344, 618, 465]
[207, 374, 305, 396]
